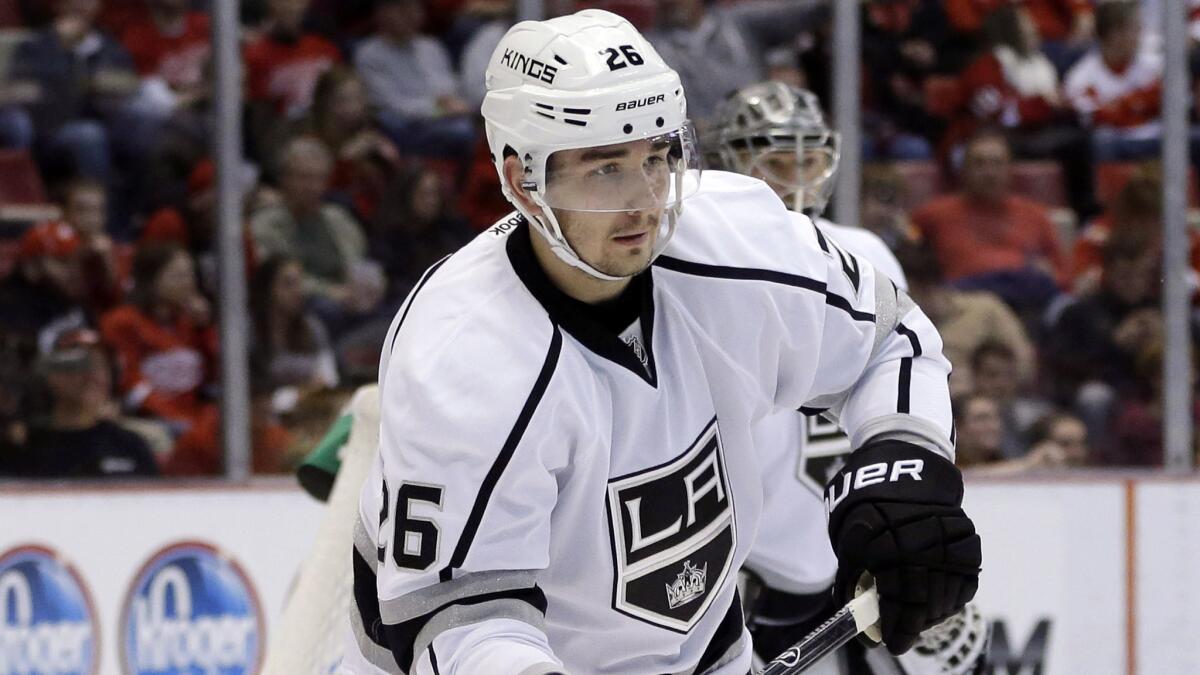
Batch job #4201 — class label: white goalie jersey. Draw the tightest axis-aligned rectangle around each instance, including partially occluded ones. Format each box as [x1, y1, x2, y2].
[348, 171, 953, 675]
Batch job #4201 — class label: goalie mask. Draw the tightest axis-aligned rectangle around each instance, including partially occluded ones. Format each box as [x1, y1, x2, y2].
[482, 9, 701, 281]
[713, 82, 840, 216]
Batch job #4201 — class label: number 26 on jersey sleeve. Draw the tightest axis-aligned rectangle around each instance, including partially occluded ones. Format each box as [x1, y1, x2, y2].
[378, 479, 445, 571]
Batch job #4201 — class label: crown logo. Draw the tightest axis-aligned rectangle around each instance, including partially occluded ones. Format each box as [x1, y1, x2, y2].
[665, 561, 707, 609]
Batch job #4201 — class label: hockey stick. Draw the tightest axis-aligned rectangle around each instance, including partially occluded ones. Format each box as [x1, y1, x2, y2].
[758, 581, 880, 675]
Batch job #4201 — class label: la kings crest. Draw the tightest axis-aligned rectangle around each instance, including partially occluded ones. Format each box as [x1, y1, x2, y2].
[605, 417, 736, 632]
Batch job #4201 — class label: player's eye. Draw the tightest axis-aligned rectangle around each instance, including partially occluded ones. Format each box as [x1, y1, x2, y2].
[589, 163, 622, 178]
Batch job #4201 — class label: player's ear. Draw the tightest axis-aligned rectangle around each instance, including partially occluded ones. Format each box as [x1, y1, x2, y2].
[502, 155, 541, 215]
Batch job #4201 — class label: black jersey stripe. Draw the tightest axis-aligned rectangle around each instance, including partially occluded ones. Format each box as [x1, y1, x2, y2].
[896, 323, 923, 357]
[427, 644, 440, 674]
[693, 590, 745, 674]
[897, 358, 913, 414]
[440, 326, 563, 581]
[895, 323, 922, 413]
[388, 255, 452, 355]
[654, 256, 875, 323]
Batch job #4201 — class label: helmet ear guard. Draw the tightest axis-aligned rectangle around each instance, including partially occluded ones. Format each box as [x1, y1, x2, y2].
[481, 9, 700, 280]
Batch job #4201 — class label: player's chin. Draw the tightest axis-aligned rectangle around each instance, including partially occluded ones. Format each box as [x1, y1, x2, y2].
[597, 247, 653, 278]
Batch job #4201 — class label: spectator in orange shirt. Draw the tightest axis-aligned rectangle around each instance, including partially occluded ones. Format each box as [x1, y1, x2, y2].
[911, 130, 1066, 319]
[99, 243, 217, 439]
[244, 0, 341, 145]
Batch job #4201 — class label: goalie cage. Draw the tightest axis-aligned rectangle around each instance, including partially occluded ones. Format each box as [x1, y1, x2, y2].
[263, 385, 380, 674]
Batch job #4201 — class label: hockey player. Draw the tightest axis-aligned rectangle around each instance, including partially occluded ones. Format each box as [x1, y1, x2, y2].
[711, 83, 989, 675]
[346, 10, 980, 675]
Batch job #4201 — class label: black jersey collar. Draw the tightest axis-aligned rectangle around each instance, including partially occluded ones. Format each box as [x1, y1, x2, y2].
[506, 219, 658, 387]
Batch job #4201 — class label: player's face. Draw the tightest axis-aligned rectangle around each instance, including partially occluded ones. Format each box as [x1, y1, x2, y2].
[972, 353, 1017, 401]
[1049, 418, 1088, 465]
[65, 187, 106, 238]
[744, 146, 833, 209]
[154, 252, 197, 308]
[545, 139, 674, 277]
[960, 397, 1002, 458]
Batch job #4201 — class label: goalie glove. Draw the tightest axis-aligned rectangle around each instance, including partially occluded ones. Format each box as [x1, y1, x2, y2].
[824, 441, 982, 655]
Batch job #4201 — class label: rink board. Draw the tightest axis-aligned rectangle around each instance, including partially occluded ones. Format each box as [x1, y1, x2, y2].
[0, 476, 1197, 674]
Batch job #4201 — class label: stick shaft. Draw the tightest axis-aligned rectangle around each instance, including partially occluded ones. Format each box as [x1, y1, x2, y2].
[759, 587, 879, 675]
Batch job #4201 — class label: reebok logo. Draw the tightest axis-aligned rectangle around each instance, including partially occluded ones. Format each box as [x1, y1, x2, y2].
[823, 459, 924, 515]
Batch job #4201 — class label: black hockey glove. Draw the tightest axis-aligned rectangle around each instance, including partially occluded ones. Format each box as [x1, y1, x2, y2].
[825, 440, 981, 655]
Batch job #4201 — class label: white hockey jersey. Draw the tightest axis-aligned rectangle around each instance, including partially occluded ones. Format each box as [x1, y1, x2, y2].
[349, 171, 953, 675]
[745, 218, 910, 596]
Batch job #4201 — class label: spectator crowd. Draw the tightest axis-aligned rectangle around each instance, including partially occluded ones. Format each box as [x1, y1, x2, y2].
[0, 0, 1197, 479]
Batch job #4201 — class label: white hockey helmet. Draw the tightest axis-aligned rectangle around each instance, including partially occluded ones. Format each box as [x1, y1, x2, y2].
[712, 82, 840, 215]
[481, 9, 701, 280]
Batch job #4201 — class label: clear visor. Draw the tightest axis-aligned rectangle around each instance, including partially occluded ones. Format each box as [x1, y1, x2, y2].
[541, 125, 702, 213]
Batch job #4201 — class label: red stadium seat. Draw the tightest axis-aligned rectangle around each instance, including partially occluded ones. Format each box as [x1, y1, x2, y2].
[0, 150, 47, 205]
[592, 0, 656, 30]
[1095, 161, 1200, 206]
[1011, 161, 1067, 208]
[0, 1, 21, 28]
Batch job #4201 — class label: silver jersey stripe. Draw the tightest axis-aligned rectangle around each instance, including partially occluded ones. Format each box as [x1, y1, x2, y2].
[380, 569, 540, 625]
[350, 593, 405, 674]
[412, 598, 548, 664]
[856, 414, 955, 462]
[869, 269, 903, 360]
[354, 516, 377, 569]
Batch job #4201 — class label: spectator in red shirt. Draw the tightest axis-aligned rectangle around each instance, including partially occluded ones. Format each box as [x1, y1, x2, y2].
[912, 130, 1065, 318]
[99, 243, 218, 439]
[244, 0, 341, 139]
[944, 0, 1094, 72]
[120, 0, 211, 104]
[0, 222, 87, 360]
[1064, 2, 1200, 166]
[944, 5, 1096, 218]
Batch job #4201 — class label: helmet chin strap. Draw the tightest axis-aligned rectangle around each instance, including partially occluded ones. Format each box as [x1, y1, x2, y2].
[519, 177, 683, 283]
